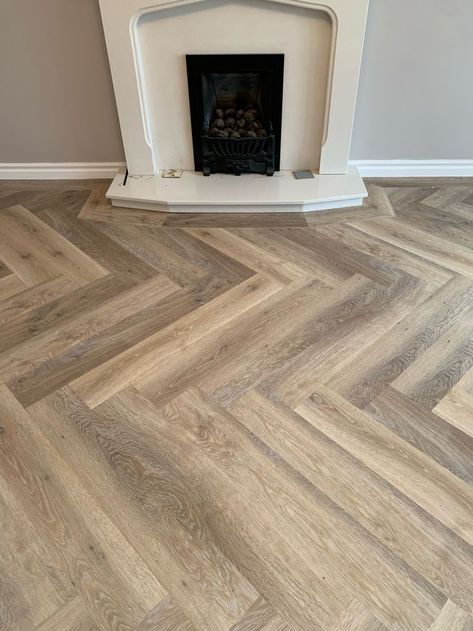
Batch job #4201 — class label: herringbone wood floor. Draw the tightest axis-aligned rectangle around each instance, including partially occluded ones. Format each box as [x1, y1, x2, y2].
[1, 179, 473, 631]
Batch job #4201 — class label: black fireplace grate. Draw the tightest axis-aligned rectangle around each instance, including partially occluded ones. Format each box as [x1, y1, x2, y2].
[201, 133, 275, 176]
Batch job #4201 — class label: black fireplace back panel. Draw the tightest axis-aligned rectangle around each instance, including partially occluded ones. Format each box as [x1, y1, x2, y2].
[186, 54, 284, 174]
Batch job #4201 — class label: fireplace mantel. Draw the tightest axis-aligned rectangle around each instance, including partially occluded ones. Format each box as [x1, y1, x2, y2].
[99, 0, 370, 213]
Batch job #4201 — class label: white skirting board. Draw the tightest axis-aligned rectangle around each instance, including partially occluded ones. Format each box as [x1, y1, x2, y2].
[2, 161, 473, 181]
[350, 160, 473, 178]
[0, 162, 126, 180]
[106, 168, 368, 213]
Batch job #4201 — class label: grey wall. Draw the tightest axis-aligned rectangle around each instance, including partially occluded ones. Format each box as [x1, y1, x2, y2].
[351, 0, 473, 160]
[0, 0, 124, 162]
[1, 0, 473, 163]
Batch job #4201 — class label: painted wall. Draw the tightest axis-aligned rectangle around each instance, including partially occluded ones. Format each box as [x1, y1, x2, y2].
[351, 0, 473, 160]
[0, 0, 124, 162]
[1, 0, 473, 163]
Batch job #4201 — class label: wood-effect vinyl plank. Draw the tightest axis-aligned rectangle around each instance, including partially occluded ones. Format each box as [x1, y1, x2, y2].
[230, 227, 352, 287]
[314, 222, 453, 291]
[31, 387, 258, 631]
[185, 227, 308, 285]
[350, 216, 473, 278]
[0, 275, 178, 386]
[0, 274, 27, 301]
[330, 600, 388, 631]
[71, 274, 281, 408]
[3, 180, 473, 631]
[0, 273, 133, 355]
[137, 387, 444, 630]
[273, 226, 397, 286]
[34, 597, 98, 631]
[258, 271, 430, 408]
[428, 601, 473, 631]
[230, 390, 473, 612]
[78, 182, 168, 226]
[0, 275, 74, 326]
[0, 386, 162, 631]
[366, 386, 473, 484]
[135, 595, 197, 631]
[94, 221, 209, 286]
[434, 386, 473, 439]
[296, 386, 473, 546]
[394, 201, 473, 249]
[163, 212, 308, 228]
[392, 309, 473, 409]
[228, 597, 288, 631]
[10, 274, 237, 407]
[37, 205, 160, 284]
[0, 205, 108, 286]
[326, 275, 473, 409]
[135, 276, 330, 408]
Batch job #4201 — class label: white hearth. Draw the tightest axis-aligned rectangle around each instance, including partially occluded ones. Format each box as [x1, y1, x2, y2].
[99, 0, 370, 213]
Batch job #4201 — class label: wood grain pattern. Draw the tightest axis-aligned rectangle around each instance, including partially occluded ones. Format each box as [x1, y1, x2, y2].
[428, 601, 473, 631]
[0, 273, 27, 301]
[327, 275, 473, 408]
[79, 182, 168, 226]
[135, 595, 197, 631]
[228, 597, 287, 631]
[72, 274, 281, 407]
[330, 600, 388, 631]
[0, 205, 107, 286]
[1, 180, 473, 630]
[365, 386, 473, 484]
[35, 597, 98, 631]
[351, 215, 473, 278]
[296, 385, 473, 546]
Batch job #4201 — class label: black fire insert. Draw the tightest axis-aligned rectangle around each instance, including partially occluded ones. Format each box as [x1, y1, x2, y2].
[186, 54, 284, 176]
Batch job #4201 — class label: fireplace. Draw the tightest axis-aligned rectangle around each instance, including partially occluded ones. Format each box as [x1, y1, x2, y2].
[186, 54, 284, 177]
[98, 0, 370, 213]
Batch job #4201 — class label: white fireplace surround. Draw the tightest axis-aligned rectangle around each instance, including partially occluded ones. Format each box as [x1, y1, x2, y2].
[99, 0, 370, 213]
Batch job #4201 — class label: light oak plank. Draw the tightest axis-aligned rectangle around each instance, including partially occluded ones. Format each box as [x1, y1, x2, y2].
[433, 385, 473, 439]
[392, 309, 473, 409]
[120, 387, 444, 630]
[330, 600, 388, 631]
[0, 275, 73, 326]
[0, 273, 27, 301]
[136, 595, 197, 631]
[350, 216, 473, 278]
[327, 276, 473, 408]
[72, 274, 282, 407]
[79, 183, 168, 225]
[366, 386, 473, 484]
[0, 205, 108, 285]
[315, 222, 452, 292]
[296, 386, 473, 546]
[0, 274, 179, 383]
[35, 597, 98, 631]
[135, 276, 329, 407]
[229, 597, 287, 631]
[429, 601, 473, 631]
[32, 387, 258, 631]
[187, 227, 308, 285]
[231, 390, 473, 612]
[0, 385, 157, 631]
[259, 271, 430, 408]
